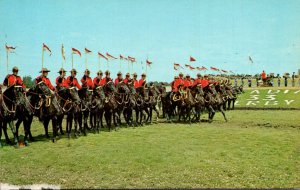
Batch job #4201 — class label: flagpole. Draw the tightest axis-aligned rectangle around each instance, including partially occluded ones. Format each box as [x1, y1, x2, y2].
[85, 52, 87, 70]
[128, 60, 130, 73]
[131, 62, 133, 74]
[6, 48, 9, 74]
[119, 58, 121, 71]
[71, 53, 74, 69]
[98, 56, 100, 70]
[42, 46, 44, 69]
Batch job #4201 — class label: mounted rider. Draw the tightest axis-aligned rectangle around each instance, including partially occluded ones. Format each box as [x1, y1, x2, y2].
[66, 69, 81, 90]
[172, 72, 184, 92]
[81, 69, 94, 89]
[139, 73, 147, 87]
[123, 72, 131, 84]
[114, 71, 123, 85]
[35, 68, 55, 91]
[193, 73, 202, 87]
[3, 66, 26, 89]
[93, 70, 103, 87]
[183, 74, 193, 89]
[55, 68, 68, 90]
[100, 70, 112, 86]
[132, 72, 139, 88]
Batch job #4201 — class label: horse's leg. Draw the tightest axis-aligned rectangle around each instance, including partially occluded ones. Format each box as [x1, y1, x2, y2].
[8, 120, 18, 147]
[43, 117, 50, 138]
[82, 111, 88, 136]
[0, 121, 3, 147]
[3, 122, 12, 144]
[208, 105, 215, 123]
[77, 112, 83, 135]
[23, 117, 30, 146]
[220, 106, 228, 122]
[153, 106, 159, 122]
[51, 117, 58, 143]
[27, 116, 34, 141]
[100, 109, 104, 129]
[15, 118, 22, 141]
[66, 114, 72, 138]
[57, 115, 64, 135]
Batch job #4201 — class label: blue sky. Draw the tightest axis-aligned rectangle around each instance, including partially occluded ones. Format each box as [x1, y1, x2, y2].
[0, 0, 299, 83]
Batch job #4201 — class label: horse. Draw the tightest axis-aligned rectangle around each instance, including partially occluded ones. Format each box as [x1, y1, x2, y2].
[145, 83, 161, 124]
[134, 85, 149, 126]
[56, 87, 81, 138]
[15, 81, 50, 145]
[103, 81, 119, 131]
[77, 87, 93, 136]
[123, 81, 136, 126]
[90, 86, 105, 133]
[0, 85, 29, 147]
[189, 84, 206, 122]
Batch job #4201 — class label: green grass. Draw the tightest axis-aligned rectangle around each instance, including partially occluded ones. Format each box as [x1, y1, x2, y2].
[236, 89, 300, 108]
[0, 110, 299, 188]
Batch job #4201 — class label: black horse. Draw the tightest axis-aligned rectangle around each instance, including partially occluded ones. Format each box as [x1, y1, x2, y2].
[103, 81, 119, 131]
[0, 85, 28, 147]
[56, 87, 81, 138]
[90, 86, 105, 133]
[78, 87, 93, 136]
[134, 86, 149, 126]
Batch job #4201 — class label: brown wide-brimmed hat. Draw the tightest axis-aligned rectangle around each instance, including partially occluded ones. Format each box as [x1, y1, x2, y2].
[70, 69, 77, 73]
[141, 73, 146, 76]
[58, 68, 66, 73]
[39, 68, 50, 73]
[12, 66, 19, 72]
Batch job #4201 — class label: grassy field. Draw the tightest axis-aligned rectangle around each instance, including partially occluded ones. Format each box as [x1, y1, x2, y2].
[0, 110, 299, 188]
[235, 89, 300, 109]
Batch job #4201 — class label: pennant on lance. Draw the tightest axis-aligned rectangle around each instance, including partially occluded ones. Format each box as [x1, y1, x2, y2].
[85, 48, 92, 54]
[106, 52, 118, 59]
[72, 48, 81, 56]
[43, 43, 52, 56]
[190, 56, 196, 62]
[61, 44, 65, 60]
[98, 52, 108, 60]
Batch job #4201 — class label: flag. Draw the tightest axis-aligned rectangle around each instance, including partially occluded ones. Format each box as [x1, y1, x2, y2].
[189, 66, 195, 70]
[185, 64, 190, 68]
[174, 65, 178, 70]
[210, 66, 219, 71]
[106, 52, 117, 59]
[85, 48, 92, 54]
[190, 56, 196, 62]
[120, 55, 125, 59]
[128, 56, 136, 62]
[221, 69, 228, 73]
[201, 66, 207, 70]
[174, 63, 184, 69]
[98, 52, 108, 60]
[43, 43, 52, 56]
[5, 44, 16, 53]
[146, 59, 152, 65]
[72, 48, 81, 56]
[61, 44, 65, 60]
[249, 56, 253, 63]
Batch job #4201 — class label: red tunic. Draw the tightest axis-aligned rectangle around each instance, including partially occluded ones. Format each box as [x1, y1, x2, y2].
[81, 76, 94, 89]
[114, 78, 123, 85]
[133, 79, 139, 88]
[123, 78, 130, 84]
[66, 76, 81, 89]
[93, 77, 101, 87]
[100, 77, 112, 86]
[184, 79, 193, 88]
[201, 79, 209, 88]
[193, 79, 202, 86]
[173, 78, 184, 92]
[3, 74, 26, 88]
[139, 79, 146, 87]
[55, 76, 68, 88]
[35, 76, 55, 91]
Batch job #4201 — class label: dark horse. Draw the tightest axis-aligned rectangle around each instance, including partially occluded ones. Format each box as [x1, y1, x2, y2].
[134, 85, 149, 126]
[103, 81, 119, 131]
[90, 86, 105, 133]
[56, 87, 81, 138]
[0, 85, 29, 147]
[78, 87, 93, 136]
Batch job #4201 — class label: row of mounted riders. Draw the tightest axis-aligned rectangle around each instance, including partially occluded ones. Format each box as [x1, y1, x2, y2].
[0, 79, 243, 147]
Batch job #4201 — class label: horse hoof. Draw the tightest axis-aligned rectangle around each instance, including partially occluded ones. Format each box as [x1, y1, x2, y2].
[6, 140, 12, 145]
[60, 132, 65, 135]
[29, 137, 35, 142]
[25, 141, 30, 146]
[45, 135, 50, 139]
[68, 134, 71, 139]
[52, 138, 57, 143]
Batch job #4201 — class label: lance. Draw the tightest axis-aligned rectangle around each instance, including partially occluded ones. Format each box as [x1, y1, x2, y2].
[71, 53, 74, 69]
[6, 47, 9, 74]
[42, 45, 44, 69]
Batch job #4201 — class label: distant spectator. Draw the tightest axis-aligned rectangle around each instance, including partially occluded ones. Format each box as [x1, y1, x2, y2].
[241, 77, 245, 86]
[292, 72, 295, 87]
[284, 76, 288, 87]
[234, 78, 237, 87]
[261, 70, 267, 84]
[256, 77, 259, 87]
[248, 78, 252, 87]
[277, 76, 281, 87]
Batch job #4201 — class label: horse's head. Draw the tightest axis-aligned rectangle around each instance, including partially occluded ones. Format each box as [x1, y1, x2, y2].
[137, 86, 149, 100]
[116, 82, 130, 94]
[68, 87, 81, 105]
[104, 81, 117, 94]
[94, 86, 105, 100]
